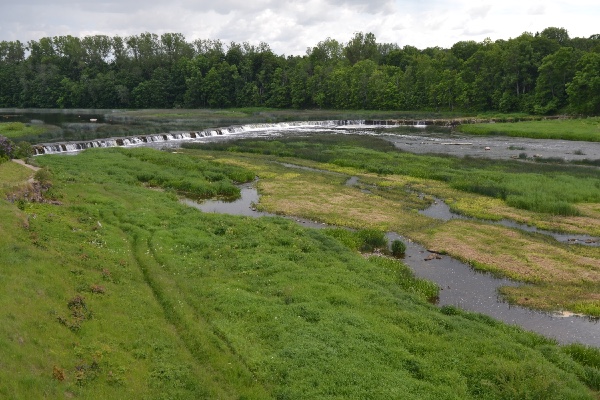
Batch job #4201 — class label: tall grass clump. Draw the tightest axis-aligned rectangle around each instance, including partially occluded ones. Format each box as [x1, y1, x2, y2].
[391, 239, 407, 257]
[46, 147, 256, 200]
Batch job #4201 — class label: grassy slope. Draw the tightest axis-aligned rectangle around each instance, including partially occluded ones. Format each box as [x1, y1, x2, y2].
[458, 117, 600, 142]
[0, 151, 598, 398]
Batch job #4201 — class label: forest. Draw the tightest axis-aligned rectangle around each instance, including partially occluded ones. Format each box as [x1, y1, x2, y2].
[0, 27, 599, 115]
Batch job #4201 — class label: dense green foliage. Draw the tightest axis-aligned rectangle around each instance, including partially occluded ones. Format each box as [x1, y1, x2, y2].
[1, 28, 599, 114]
[1, 147, 598, 398]
[0, 130, 34, 159]
[186, 134, 600, 215]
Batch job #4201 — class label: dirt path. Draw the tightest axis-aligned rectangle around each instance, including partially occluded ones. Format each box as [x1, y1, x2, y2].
[12, 158, 41, 172]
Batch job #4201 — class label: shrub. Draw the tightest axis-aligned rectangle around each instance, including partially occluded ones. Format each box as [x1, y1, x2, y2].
[357, 229, 387, 252]
[34, 168, 52, 187]
[391, 239, 406, 257]
[13, 141, 33, 159]
[0, 135, 14, 158]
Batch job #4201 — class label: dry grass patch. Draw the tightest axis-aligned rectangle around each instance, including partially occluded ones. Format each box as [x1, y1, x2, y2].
[0, 161, 35, 194]
[413, 220, 600, 284]
[500, 283, 600, 316]
[412, 219, 600, 314]
[258, 176, 430, 231]
[397, 176, 600, 236]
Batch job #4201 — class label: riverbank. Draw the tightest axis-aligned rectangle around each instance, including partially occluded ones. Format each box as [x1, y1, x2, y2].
[186, 134, 600, 318]
[1, 149, 598, 398]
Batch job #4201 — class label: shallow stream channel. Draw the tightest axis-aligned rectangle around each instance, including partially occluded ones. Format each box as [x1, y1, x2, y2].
[182, 172, 600, 347]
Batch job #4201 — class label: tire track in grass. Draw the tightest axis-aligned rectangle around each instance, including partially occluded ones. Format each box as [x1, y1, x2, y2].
[124, 223, 269, 399]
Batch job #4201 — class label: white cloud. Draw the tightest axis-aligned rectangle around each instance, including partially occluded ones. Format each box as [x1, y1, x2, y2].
[0, 0, 598, 54]
[527, 4, 546, 15]
[468, 4, 492, 19]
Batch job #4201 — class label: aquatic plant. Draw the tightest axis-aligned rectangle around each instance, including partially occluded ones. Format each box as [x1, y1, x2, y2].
[391, 239, 407, 257]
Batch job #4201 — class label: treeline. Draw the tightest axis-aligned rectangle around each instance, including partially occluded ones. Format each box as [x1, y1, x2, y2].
[0, 28, 599, 114]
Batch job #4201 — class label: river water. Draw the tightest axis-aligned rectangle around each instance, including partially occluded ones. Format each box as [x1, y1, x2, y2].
[183, 179, 599, 347]
[420, 197, 599, 247]
[21, 117, 600, 345]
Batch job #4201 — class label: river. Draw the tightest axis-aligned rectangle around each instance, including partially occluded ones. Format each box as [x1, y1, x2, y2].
[183, 179, 599, 347]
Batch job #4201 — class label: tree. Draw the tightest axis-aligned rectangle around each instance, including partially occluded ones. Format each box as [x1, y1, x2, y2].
[459, 42, 504, 111]
[344, 32, 379, 65]
[539, 27, 570, 46]
[534, 47, 581, 114]
[450, 41, 481, 61]
[81, 35, 112, 74]
[160, 33, 193, 65]
[566, 52, 600, 115]
[307, 38, 344, 71]
[267, 67, 290, 108]
[348, 59, 378, 108]
[0, 41, 25, 107]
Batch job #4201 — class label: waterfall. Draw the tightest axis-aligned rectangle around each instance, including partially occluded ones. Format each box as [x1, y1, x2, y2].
[31, 119, 406, 155]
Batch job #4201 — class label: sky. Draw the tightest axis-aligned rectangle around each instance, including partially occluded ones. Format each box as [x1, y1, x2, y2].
[0, 0, 598, 55]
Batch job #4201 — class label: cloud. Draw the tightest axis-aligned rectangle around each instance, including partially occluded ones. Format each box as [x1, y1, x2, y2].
[468, 4, 492, 19]
[324, 0, 395, 14]
[0, 0, 598, 54]
[527, 4, 546, 15]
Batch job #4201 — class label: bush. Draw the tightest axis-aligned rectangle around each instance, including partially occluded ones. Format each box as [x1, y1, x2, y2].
[0, 135, 14, 158]
[34, 168, 53, 186]
[391, 240, 406, 257]
[13, 141, 33, 159]
[357, 229, 387, 252]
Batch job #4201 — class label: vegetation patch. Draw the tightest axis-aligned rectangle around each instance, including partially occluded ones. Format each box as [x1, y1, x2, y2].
[184, 136, 600, 316]
[0, 122, 46, 139]
[458, 118, 600, 142]
[186, 134, 600, 217]
[2, 146, 599, 398]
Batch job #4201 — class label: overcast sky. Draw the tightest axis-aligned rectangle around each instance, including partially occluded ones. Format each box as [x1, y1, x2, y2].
[1, 0, 598, 55]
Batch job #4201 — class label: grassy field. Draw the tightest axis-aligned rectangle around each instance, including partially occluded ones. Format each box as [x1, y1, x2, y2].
[191, 134, 600, 217]
[185, 134, 600, 316]
[458, 117, 600, 142]
[1, 149, 599, 399]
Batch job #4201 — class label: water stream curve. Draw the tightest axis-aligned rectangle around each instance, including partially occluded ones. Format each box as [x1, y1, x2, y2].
[183, 182, 599, 347]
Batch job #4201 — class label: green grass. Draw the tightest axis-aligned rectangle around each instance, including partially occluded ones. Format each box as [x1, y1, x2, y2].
[0, 122, 47, 139]
[458, 117, 600, 142]
[185, 134, 600, 216]
[183, 138, 600, 315]
[1, 148, 599, 398]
